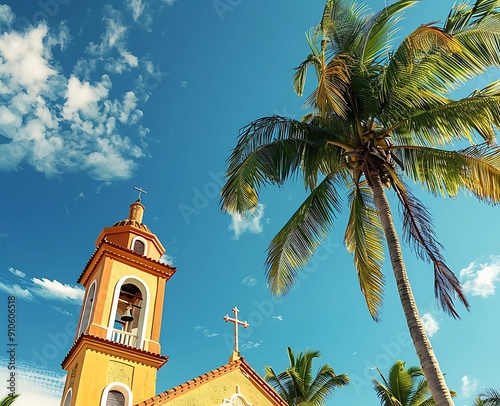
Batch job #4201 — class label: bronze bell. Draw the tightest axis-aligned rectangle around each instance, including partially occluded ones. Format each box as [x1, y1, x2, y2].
[121, 304, 134, 322]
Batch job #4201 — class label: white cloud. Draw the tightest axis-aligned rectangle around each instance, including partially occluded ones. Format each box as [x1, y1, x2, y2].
[0, 281, 33, 300]
[84, 139, 137, 181]
[229, 204, 265, 240]
[86, 7, 140, 74]
[461, 375, 479, 398]
[241, 340, 263, 351]
[194, 325, 218, 338]
[125, 0, 155, 30]
[160, 253, 174, 265]
[163, 0, 178, 5]
[8, 267, 25, 278]
[460, 256, 500, 297]
[50, 306, 73, 317]
[0, 106, 21, 126]
[62, 76, 109, 119]
[128, 0, 146, 21]
[241, 276, 257, 287]
[0, 19, 149, 181]
[0, 24, 57, 92]
[0, 5, 15, 26]
[421, 313, 439, 337]
[47, 21, 72, 52]
[32, 278, 85, 304]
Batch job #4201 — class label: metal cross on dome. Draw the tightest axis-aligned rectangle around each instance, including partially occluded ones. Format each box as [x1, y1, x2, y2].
[134, 186, 147, 202]
[223, 307, 249, 354]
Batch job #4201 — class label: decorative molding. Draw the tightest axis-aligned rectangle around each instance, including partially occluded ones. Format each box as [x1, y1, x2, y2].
[220, 393, 252, 405]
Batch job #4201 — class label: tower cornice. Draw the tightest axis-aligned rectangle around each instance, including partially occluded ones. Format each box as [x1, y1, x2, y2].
[78, 239, 176, 286]
[61, 334, 169, 370]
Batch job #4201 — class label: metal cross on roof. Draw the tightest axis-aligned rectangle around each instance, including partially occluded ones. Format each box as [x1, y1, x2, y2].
[223, 307, 249, 355]
[134, 186, 147, 201]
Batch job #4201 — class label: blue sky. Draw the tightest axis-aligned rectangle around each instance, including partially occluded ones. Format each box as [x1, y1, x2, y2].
[0, 0, 499, 405]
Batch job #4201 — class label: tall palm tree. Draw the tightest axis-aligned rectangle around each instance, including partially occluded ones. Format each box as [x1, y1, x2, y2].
[472, 388, 500, 406]
[0, 394, 19, 406]
[373, 360, 455, 406]
[220, 0, 500, 405]
[264, 347, 349, 405]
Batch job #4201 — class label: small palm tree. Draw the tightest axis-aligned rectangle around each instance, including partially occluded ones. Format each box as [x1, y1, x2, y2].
[373, 360, 455, 406]
[264, 346, 349, 405]
[472, 388, 500, 406]
[0, 394, 19, 406]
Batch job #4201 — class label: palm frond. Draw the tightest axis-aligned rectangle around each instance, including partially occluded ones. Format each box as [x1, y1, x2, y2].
[381, 24, 459, 107]
[389, 360, 415, 406]
[445, 0, 499, 34]
[320, 0, 336, 35]
[392, 180, 469, 318]
[459, 144, 500, 204]
[373, 377, 402, 406]
[345, 182, 385, 321]
[392, 94, 500, 147]
[266, 347, 348, 405]
[0, 395, 19, 406]
[398, 144, 500, 203]
[227, 116, 331, 171]
[293, 50, 321, 98]
[266, 174, 343, 296]
[322, 0, 369, 56]
[408, 375, 432, 406]
[308, 366, 349, 405]
[362, 0, 420, 64]
[299, 349, 321, 391]
[479, 387, 500, 405]
[305, 54, 351, 118]
[222, 116, 333, 213]
[264, 366, 292, 402]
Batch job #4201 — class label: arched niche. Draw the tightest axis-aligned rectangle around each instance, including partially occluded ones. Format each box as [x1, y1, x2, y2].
[77, 280, 97, 337]
[62, 388, 72, 406]
[131, 236, 148, 256]
[100, 382, 133, 406]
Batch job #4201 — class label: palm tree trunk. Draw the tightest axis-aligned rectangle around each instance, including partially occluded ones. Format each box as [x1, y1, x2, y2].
[370, 172, 454, 406]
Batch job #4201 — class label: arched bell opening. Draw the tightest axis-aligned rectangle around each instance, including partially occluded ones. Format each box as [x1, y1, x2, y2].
[107, 276, 150, 349]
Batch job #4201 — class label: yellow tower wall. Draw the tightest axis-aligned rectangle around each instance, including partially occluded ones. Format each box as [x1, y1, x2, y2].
[64, 349, 159, 406]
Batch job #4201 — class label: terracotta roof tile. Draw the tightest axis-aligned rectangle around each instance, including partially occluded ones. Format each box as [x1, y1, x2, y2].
[113, 219, 151, 232]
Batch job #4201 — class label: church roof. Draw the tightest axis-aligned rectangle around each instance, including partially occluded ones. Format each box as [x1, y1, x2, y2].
[134, 357, 288, 406]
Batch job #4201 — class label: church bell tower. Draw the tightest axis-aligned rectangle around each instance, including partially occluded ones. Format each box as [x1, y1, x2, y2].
[60, 197, 176, 406]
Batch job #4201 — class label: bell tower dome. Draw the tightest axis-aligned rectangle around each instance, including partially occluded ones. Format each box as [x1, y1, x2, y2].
[59, 197, 176, 406]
